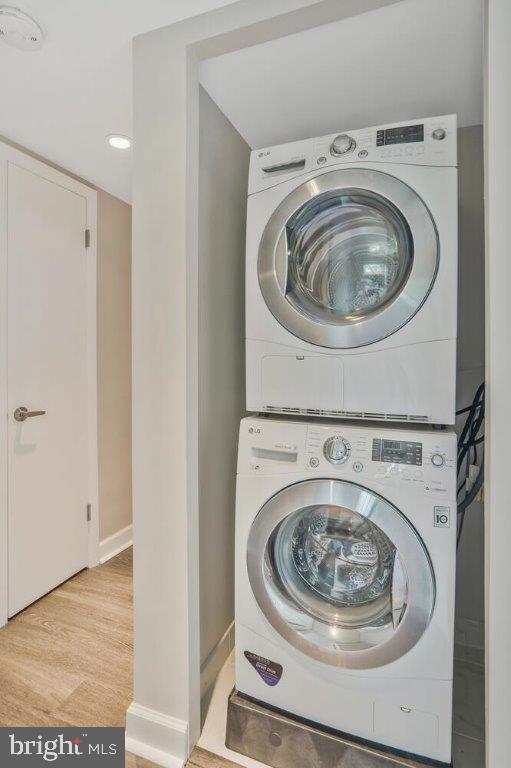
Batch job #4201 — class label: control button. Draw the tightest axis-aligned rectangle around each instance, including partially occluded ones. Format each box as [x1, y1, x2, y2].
[309, 456, 320, 468]
[432, 128, 446, 141]
[353, 461, 363, 473]
[358, 149, 368, 159]
[330, 134, 356, 156]
[323, 436, 351, 465]
[402, 470, 411, 479]
[317, 156, 327, 165]
[413, 470, 423, 480]
[431, 453, 445, 467]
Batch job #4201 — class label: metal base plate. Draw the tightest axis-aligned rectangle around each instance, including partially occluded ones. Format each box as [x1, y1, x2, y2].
[226, 691, 451, 768]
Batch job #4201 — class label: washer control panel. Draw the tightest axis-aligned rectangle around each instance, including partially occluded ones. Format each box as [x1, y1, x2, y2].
[237, 417, 457, 499]
[304, 425, 455, 495]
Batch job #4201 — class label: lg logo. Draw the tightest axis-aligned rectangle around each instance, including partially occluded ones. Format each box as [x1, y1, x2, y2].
[248, 427, 261, 434]
[434, 506, 451, 528]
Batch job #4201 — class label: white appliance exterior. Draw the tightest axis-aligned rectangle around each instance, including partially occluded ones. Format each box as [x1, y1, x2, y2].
[246, 115, 458, 425]
[235, 416, 457, 764]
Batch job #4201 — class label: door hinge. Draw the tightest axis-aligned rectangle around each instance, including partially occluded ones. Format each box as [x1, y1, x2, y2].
[86, 503, 92, 522]
[85, 229, 91, 248]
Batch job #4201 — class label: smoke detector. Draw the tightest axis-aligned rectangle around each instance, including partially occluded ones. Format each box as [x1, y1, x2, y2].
[0, 6, 45, 51]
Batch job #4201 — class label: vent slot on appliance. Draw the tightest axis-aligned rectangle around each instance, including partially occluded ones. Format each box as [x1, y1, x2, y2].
[263, 406, 430, 423]
[262, 159, 306, 174]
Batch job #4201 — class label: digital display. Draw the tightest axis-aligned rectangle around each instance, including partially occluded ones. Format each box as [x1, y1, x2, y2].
[376, 124, 424, 147]
[372, 438, 422, 466]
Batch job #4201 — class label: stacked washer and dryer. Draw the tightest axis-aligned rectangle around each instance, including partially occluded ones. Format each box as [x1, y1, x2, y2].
[234, 116, 458, 766]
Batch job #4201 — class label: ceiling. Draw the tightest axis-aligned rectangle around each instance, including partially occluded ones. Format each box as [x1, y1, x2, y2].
[200, 0, 483, 150]
[0, 0, 483, 203]
[0, 0, 233, 202]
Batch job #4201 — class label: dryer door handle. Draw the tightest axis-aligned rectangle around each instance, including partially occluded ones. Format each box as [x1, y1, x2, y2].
[274, 229, 290, 295]
[391, 554, 407, 629]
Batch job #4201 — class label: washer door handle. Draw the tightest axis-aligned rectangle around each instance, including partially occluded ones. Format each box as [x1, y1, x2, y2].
[391, 554, 407, 629]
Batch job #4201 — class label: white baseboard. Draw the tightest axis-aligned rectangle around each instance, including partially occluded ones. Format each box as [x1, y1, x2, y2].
[126, 701, 188, 768]
[99, 523, 133, 564]
[200, 621, 235, 700]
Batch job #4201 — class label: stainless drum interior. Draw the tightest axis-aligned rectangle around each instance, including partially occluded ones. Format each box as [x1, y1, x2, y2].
[247, 479, 435, 669]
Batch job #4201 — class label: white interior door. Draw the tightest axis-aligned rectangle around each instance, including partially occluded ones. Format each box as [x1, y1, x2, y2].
[7, 161, 90, 617]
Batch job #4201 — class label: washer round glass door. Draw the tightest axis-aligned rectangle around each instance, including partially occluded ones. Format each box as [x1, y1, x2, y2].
[258, 168, 438, 348]
[247, 479, 435, 669]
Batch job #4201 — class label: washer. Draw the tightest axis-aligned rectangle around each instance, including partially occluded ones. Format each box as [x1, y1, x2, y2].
[246, 115, 457, 425]
[235, 416, 457, 765]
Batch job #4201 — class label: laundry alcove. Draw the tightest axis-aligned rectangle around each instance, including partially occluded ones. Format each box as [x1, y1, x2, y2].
[128, 1, 506, 766]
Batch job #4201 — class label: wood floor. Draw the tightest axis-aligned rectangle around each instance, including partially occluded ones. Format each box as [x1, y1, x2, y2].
[186, 747, 242, 768]
[0, 548, 241, 768]
[0, 547, 133, 727]
[124, 746, 242, 768]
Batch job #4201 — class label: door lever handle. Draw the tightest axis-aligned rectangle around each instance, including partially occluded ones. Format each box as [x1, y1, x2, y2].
[14, 406, 46, 422]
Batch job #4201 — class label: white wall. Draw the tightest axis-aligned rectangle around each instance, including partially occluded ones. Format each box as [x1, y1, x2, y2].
[96, 189, 132, 542]
[455, 125, 485, 655]
[198, 87, 249, 688]
[200, 0, 483, 150]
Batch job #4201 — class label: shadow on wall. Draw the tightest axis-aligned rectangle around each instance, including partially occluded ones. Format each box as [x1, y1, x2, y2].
[455, 124, 485, 659]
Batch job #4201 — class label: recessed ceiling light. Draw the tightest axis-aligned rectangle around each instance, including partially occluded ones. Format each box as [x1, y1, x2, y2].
[107, 134, 132, 150]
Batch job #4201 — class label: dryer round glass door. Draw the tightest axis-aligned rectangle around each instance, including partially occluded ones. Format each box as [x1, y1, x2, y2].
[258, 168, 438, 348]
[247, 478, 435, 669]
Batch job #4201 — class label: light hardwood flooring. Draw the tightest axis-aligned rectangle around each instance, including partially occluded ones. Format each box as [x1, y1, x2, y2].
[125, 755, 165, 768]
[125, 747, 242, 768]
[0, 547, 242, 768]
[0, 548, 133, 727]
[187, 747, 242, 768]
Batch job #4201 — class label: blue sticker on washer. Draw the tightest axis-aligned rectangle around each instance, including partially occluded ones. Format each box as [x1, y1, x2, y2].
[244, 651, 283, 687]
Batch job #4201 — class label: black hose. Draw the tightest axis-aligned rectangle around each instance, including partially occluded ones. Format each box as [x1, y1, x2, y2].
[456, 382, 485, 548]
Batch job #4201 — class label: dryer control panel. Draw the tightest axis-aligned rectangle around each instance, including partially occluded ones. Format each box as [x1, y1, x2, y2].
[248, 114, 457, 195]
[238, 417, 457, 498]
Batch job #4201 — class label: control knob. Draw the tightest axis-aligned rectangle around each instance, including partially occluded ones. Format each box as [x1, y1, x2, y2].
[330, 134, 356, 156]
[432, 128, 446, 141]
[431, 453, 445, 468]
[323, 436, 351, 465]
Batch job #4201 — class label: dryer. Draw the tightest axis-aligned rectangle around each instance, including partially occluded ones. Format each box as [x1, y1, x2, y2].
[235, 416, 457, 765]
[246, 115, 458, 425]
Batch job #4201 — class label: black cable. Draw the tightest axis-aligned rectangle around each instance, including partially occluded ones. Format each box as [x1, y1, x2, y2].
[456, 382, 485, 548]
[457, 383, 484, 474]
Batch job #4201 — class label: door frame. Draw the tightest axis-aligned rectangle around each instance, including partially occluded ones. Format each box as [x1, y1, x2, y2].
[0, 140, 99, 628]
